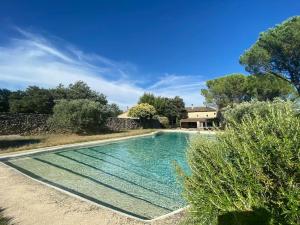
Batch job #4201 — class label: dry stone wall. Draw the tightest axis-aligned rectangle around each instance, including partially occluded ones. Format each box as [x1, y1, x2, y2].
[0, 113, 50, 135]
[0, 114, 161, 135]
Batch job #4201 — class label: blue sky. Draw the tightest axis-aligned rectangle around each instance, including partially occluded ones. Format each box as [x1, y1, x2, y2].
[0, 0, 299, 108]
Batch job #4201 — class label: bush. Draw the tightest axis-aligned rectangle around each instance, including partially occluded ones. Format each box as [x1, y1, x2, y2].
[222, 99, 296, 125]
[182, 100, 300, 225]
[158, 116, 169, 128]
[48, 99, 110, 134]
[128, 103, 156, 119]
[0, 208, 12, 225]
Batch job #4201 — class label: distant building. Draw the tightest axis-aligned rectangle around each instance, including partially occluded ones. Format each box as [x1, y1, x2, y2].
[180, 106, 218, 129]
[117, 111, 131, 118]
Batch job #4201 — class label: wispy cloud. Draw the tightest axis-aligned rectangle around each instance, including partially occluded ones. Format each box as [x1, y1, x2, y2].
[0, 28, 206, 109]
[147, 74, 206, 107]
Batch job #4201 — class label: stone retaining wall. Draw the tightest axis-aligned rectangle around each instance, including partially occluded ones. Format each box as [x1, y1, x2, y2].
[0, 113, 161, 135]
[0, 113, 50, 135]
[105, 117, 161, 131]
[105, 117, 141, 131]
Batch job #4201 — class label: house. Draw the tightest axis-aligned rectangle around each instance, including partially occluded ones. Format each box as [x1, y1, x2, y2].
[180, 106, 218, 129]
[117, 111, 130, 118]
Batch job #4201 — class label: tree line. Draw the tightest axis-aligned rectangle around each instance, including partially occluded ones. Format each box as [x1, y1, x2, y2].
[0, 81, 122, 116]
[201, 73, 296, 109]
[0, 81, 122, 134]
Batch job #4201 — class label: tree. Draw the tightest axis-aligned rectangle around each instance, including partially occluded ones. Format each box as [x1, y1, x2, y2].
[138, 93, 187, 124]
[51, 81, 107, 104]
[240, 16, 300, 95]
[50, 83, 68, 100]
[0, 89, 11, 112]
[128, 103, 156, 120]
[138, 93, 156, 106]
[107, 103, 123, 117]
[172, 96, 188, 122]
[48, 99, 110, 134]
[201, 73, 295, 109]
[247, 74, 295, 101]
[201, 74, 249, 109]
[9, 86, 54, 114]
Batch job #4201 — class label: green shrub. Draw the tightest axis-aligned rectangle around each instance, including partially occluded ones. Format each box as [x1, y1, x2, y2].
[182, 100, 300, 225]
[222, 99, 298, 125]
[48, 99, 110, 134]
[0, 208, 12, 225]
[158, 116, 169, 128]
[128, 103, 156, 119]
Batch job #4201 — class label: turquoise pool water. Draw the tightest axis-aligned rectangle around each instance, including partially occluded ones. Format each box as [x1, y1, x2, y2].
[3, 132, 193, 220]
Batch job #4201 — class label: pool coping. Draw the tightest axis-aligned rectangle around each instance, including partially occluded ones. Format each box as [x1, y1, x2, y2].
[0, 130, 201, 222]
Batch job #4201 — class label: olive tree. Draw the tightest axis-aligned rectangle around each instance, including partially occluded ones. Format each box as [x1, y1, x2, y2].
[48, 99, 110, 134]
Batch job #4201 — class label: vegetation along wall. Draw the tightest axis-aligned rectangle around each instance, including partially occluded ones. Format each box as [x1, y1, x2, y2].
[0, 114, 161, 135]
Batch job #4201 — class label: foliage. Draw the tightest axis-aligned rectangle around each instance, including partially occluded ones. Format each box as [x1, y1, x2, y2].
[0, 89, 11, 112]
[138, 93, 156, 106]
[247, 74, 295, 101]
[201, 74, 250, 109]
[201, 74, 295, 109]
[222, 99, 293, 125]
[157, 116, 169, 128]
[107, 103, 123, 117]
[128, 103, 156, 119]
[240, 16, 300, 94]
[138, 93, 187, 124]
[0, 208, 12, 225]
[48, 99, 110, 134]
[182, 100, 300, 225]
[51, 81, 107, 104]
[2, 81, 119, 117]
[9, 86, 54, 114]
[171, 96, 188, 124]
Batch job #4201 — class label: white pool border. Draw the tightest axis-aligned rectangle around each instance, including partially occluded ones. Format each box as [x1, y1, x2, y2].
[0, 130, 206, 222]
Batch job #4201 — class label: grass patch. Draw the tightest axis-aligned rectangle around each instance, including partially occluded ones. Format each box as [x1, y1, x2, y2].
[0, 129, 156, 154]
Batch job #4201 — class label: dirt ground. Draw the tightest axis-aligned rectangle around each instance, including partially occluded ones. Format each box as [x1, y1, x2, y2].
[0, 162, 186, 225]
[0, 129, 156, 154]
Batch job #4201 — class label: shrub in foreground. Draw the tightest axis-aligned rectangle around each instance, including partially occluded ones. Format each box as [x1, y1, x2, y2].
[0, 208, 12, 225]
[48, 99, 110, 134]
[183, 100, 299, 225]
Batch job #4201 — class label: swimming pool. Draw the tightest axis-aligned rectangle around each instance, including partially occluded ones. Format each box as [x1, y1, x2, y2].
[2, 132, 193, 220]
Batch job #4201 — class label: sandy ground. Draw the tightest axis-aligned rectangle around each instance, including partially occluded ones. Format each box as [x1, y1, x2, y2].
[0, 163, 186, 225]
